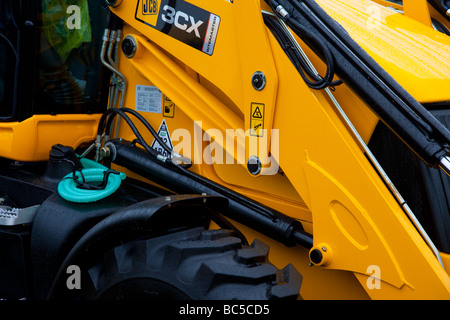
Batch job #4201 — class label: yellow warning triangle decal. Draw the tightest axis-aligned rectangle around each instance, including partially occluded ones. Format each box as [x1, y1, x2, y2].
[252, 106, 263, 118]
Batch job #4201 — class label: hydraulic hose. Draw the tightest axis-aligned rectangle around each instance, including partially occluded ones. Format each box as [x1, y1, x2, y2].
[428, 0, 450, 20]
[263, 10, 341, 90]
[107, 138, 314, 249]
[267, 0, 450, 173]
[96, 107, 191, 167]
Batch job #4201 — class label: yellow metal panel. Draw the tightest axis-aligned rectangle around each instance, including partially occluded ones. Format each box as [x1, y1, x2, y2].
[317, 0, 450, 103]
[0, 114, 101, 161]
[111, 0, 450, 299]
[403, 0, 432, 27]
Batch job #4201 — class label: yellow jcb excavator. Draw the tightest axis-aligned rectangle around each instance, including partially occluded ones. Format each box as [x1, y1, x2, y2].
[0, 0, 449, 300]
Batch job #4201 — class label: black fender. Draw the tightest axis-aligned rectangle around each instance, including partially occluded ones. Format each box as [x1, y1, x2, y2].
[30, 192, 130, 299]
[43, 194, 230, 299]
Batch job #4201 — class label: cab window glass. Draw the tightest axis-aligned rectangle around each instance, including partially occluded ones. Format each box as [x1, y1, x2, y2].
[0, 3, 17, 119]
[36, 0, 109, 115]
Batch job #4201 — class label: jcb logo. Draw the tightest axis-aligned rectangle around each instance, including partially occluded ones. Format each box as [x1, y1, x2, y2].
[143, 0, 158, 15]
[161, 5, 204, 38]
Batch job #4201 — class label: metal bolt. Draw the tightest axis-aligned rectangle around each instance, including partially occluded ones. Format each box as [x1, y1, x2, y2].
[309, 249, 323, 265]
[105, 0, 123, 7]
[321, 246, 327, 252]
[247, 156, 262, 175]
[251, 71, 266, 91]
[122, 35, 137, 58]
[98, 146, 111, 161]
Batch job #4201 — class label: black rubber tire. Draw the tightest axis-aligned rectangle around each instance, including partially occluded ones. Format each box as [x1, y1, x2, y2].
[85, 227, 302, 300]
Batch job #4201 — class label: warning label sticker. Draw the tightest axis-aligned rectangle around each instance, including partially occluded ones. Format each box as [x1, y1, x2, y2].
[151, 119, 173, 157]
[135, 85, 162, 113]
[250, 103, 264, 137]
[162, 95, 175, 118]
